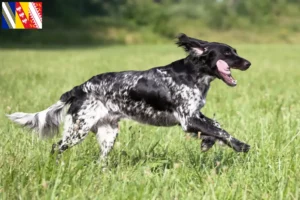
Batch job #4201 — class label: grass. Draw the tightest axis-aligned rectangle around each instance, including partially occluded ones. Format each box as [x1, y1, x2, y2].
[0, 44, 299, 199]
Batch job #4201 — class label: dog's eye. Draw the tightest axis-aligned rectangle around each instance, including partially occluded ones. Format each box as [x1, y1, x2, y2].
[224, 51, 232, 56]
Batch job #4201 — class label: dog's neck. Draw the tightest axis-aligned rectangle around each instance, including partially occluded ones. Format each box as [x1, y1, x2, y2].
[183, 57, 215, 87]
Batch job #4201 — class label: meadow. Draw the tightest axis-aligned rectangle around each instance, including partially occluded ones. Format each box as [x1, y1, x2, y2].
[0, 44, 299, 199]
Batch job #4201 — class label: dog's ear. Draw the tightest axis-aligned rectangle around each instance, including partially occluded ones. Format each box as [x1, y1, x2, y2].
[176, 33, 209, 56]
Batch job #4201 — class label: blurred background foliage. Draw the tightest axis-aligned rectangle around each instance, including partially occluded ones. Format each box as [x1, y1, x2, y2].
[1, 0, 300, 46]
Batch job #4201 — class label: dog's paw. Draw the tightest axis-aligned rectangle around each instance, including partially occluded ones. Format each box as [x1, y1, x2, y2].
[231, 140, 250, 153]
[201, 137, 216, 152]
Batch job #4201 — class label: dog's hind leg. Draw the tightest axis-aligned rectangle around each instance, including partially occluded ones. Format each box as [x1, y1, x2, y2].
[51, 101, 104, 157]
[95, 123, 119, 161]
[51, 114, 93, 156]
[51, 99, 108, 157]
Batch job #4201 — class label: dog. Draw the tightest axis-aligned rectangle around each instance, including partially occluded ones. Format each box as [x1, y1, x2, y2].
[7, 33, 251, 161]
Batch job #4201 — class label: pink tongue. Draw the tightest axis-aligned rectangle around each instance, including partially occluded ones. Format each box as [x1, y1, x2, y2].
[217, 60, 230, 74]
[216, 59, 237, 86]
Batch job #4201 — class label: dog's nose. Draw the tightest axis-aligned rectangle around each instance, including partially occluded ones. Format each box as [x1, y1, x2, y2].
[244, 61, 251, 68]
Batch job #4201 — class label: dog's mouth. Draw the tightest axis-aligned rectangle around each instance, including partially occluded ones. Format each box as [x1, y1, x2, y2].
[216, 60, 237, 87]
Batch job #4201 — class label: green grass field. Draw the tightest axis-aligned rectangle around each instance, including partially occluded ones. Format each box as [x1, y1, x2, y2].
[0, 44, 299, 200]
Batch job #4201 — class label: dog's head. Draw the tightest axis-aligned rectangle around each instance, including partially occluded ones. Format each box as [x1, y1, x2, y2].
[177, 33, 251, 87]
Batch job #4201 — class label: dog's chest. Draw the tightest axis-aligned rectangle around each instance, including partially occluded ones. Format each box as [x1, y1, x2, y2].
[188, 88, 206, 110]
[176, 85, 208, 113]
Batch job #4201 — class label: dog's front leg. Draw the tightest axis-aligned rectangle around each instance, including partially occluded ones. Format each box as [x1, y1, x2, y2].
[198, 114, 222, 152]
[186, 132, 217, 152]
[183, 114, 250, 152]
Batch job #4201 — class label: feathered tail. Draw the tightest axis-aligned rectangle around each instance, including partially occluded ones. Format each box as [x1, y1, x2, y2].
[7, 101, 67, 138]
[7, 85, 85, 138]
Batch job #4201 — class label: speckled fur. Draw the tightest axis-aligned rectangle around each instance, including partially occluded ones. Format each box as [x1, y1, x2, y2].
[8, 34, 251, 160]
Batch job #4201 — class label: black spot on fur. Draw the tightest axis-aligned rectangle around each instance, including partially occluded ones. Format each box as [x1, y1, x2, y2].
[60, 86, 86, 104]
[129, 77, 173, 111]
[60, 144, 69, 151]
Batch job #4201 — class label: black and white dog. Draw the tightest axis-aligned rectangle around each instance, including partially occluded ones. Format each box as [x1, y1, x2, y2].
[8, 34, 251, 160]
